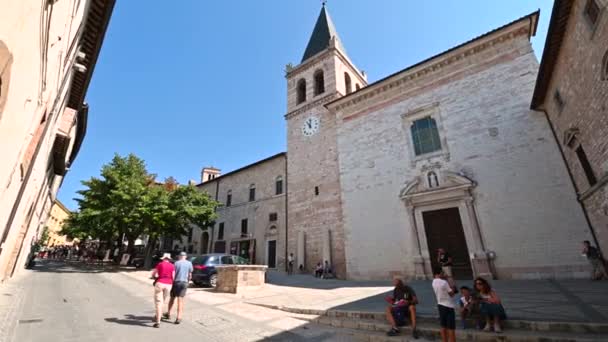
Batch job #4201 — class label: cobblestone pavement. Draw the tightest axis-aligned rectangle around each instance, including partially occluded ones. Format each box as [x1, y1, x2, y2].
[5, 260, 347, 342]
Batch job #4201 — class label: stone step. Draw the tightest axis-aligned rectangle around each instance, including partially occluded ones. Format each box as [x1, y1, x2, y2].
[252, 304, 608, 335]
[322, 319, 608, 342]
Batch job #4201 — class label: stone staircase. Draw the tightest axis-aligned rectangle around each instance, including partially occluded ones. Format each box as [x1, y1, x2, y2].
[254, 305, 608, 341]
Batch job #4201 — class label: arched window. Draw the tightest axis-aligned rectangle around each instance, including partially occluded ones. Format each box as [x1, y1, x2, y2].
[275, 176, 283, 195]
[355, 83, 361, 91]
[249, 184, 256, 202]
[411, 117, 442, 156]
[344, 73, 352, 94]
[602, 49, 608, 80]
[226, 190, 232, 206]
[297, 79, 306, 104]
[314, 70, 325, 95]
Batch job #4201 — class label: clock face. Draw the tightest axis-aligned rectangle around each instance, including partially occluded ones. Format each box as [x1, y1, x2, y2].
[301, 116, 320, 137]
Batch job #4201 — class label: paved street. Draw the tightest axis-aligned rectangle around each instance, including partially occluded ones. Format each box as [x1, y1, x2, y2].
[4, 261, 345, 342]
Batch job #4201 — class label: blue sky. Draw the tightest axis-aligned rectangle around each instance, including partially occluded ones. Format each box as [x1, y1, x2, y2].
[58, 0, 553, 210]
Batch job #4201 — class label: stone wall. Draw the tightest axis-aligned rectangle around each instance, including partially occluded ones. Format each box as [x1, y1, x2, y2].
[539, 0, 608, 255]
[331, 17, 591, 280]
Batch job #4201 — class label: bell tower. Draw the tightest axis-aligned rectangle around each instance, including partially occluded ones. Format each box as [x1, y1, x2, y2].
[285, 4, 366, 279]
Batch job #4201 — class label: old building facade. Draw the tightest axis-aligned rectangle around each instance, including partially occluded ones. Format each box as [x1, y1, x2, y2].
[188, 153, 287, 270]
[282, 6, 593, 280]
[0, 0, 115, 280]
[46, 200, 74, 247]
[186, 5, 598, 280]
[531, 0, 608, 258]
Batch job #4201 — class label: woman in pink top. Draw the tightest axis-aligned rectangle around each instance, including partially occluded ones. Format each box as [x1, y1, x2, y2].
[151, 253, 175, 328]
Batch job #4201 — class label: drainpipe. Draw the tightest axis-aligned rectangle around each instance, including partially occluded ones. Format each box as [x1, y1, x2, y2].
[284, 155, 289, 273]
[537, 108, 603, 257]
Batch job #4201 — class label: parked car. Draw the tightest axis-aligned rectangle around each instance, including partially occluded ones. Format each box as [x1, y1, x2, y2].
[190, 253, 249, 288]
[131, 250, 178, 269]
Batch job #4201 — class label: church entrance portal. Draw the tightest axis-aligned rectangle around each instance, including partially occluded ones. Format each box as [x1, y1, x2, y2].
[422, 207, 473, 279]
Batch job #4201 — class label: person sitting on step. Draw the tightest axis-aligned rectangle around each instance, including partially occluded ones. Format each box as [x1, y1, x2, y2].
[474, 277, 506, 333]
[385, 278, 419, 339]
[322, 260, 334, 279]
[459, 286, 480, 329]
[314, 262, 323, 278]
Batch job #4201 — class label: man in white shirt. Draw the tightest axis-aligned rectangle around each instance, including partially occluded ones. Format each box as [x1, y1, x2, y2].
[432, 267, 456, 342]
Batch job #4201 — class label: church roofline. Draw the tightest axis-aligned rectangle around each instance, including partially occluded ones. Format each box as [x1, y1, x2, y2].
[325, 10, 540, 112]
[530, 0, 573, 109]
[195, 152, 286, 187]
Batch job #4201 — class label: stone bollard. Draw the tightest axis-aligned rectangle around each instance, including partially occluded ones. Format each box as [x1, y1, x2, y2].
[215, 265, 268, 294]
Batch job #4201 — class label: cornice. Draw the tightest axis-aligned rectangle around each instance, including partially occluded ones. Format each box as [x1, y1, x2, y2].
[285, 46, 366, 84]
[327, 22, 531, 114]
[285, 92, 339, 120]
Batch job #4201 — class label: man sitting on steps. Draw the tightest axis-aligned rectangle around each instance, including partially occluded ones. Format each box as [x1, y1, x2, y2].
[385, 278, 419, 339]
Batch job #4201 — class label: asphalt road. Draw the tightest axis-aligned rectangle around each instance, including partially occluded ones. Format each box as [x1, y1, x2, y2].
[10, 260, 343, 342]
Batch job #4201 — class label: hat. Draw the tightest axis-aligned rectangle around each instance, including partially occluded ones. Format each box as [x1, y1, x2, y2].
[179, 251, 187, 257]
[162, 253, 172, 260]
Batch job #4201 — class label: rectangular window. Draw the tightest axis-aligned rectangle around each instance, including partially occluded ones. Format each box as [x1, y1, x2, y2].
[269, 213, 278, 222]
[241, 219, 248, 235]
[585, 0, 600, 27]
[411, 117, 442, 156]
[249, 188, 256, 202]
[576, 145, 597, 186]
[276, 179, 283, 195]
[218, 223, 224, 240]
[226, 193, 232, 206]
[187, 228, 193, 243]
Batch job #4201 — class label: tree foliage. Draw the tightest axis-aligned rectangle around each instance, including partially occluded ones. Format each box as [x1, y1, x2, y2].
[61, 154, 218, 257]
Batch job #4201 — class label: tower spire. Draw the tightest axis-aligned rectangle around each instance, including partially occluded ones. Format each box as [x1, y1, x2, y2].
[301, 4, 345, 62]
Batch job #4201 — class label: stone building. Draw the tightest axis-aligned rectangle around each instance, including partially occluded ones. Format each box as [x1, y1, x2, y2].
[284, 6, 592, 280]
[0, 0, 115, 281]
[46, 200, 75, 247]
[531, 0, 608, 258]
[186, 153, 287, 270]
[181, 5, 597, 280]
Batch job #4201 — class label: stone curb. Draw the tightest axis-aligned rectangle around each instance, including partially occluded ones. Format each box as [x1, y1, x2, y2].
[246, 303, 608, 334]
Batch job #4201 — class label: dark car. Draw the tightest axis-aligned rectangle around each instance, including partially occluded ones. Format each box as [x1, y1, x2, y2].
[190, 253, 249, 288]
[132, 250, 178, 269]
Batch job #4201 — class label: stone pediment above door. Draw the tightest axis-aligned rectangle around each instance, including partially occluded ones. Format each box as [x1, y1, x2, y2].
[399, 170, 476, 206]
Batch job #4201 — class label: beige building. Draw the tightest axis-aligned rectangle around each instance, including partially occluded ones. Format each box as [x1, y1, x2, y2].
[0, 0, 115, 281]
[531, 0, 608, 259]
[46, 200, 74, 247]
[183, 153, 287, 270]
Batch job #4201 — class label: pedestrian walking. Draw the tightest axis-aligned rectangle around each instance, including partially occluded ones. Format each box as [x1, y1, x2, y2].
[287, 253, 294, 275]
[165, 252, 193, 324]
[582, 240, 607, 280]
[432, 267, 456, 342]
[151, 253, 174, 328]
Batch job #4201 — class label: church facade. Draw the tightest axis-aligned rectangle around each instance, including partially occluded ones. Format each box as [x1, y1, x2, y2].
[194, 6, 595, 280]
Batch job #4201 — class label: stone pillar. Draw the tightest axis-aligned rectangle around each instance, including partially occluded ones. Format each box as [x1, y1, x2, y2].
[297, 230, 305, 271]
[405, 202, 427, 280]
[322, 228, 331, 265]
[464, 196, 493, 279]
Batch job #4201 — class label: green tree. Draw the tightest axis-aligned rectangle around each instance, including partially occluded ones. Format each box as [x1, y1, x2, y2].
[63, 153, 218, 267]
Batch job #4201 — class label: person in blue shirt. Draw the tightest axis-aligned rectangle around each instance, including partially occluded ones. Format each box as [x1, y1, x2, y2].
[163, 252, 193, 324]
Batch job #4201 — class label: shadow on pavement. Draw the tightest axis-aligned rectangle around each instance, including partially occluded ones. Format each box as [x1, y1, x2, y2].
[104, 314, 154, 327]
[30, 259, 142, 274]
